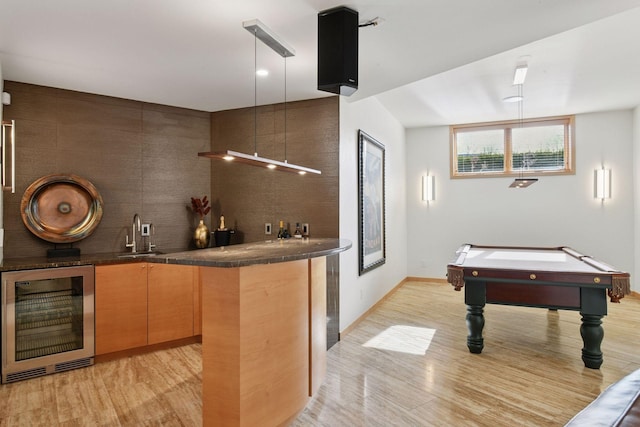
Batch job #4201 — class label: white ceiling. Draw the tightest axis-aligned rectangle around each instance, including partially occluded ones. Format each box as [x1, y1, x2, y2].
[1, 0, 640, 128]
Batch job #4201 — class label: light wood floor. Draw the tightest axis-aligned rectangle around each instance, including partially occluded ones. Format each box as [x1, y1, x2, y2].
[2, 280, 639, 426]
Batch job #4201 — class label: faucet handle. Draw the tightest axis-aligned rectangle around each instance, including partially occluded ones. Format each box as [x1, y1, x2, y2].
[125, 234, 134, 248]
[147, 223, 156, 251]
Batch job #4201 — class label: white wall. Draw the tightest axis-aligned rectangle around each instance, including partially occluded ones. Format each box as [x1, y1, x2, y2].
[339, 96, 407, 331]
[634, 106, 640, 290]
[406, 110, 636, 291]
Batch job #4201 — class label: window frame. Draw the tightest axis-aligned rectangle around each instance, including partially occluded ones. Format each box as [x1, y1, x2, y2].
[449, 115, 575, 179]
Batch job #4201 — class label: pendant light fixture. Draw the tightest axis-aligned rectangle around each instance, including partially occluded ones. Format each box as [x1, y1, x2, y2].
[507, 62, 537, 188]
[199, 19, 321, 175]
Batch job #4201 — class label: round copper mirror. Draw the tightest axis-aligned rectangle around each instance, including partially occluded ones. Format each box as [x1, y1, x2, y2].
[21, 174, 104, 243]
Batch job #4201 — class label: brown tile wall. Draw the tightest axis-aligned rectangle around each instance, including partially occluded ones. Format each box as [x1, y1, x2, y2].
[3, 82, 342, 343]
[2, 81, 211, 258]
[210, 96, 339, 243]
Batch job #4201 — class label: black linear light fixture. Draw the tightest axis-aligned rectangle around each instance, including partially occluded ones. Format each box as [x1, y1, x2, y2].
[199, 19, 321, 175]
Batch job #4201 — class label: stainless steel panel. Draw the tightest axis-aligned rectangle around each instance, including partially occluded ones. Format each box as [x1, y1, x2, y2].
[1, 265, 95, 383]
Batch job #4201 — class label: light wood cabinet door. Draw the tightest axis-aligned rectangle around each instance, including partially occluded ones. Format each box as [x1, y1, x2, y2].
[148, 263, 195, 345]
[95, 263, 148, 355]
[193, 267, 202, 336]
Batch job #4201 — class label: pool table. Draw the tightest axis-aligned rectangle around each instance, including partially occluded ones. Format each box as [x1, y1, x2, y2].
[447, 244, 631, 369]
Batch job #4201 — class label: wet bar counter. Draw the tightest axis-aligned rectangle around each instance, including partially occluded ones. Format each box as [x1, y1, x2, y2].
[1, 238, 351, 427]
[164, 238, 351, 427]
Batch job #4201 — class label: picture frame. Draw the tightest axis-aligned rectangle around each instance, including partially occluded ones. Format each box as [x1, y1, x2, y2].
[358, 130, 386, 275]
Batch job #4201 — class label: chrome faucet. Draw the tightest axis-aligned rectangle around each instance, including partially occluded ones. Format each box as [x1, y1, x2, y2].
[125, 213, 141, 253]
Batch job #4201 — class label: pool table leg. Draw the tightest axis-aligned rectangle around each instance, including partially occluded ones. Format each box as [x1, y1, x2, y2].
[580, 314, 604, 369]
[464, 281, 486, 354]
[466, 304, 485, 353]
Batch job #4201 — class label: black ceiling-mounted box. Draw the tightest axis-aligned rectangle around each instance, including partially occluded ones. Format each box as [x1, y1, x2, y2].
[317, 6, 358, 96]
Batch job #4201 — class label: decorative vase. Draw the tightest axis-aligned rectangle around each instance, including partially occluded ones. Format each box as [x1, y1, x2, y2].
[194, 219, 210, 248]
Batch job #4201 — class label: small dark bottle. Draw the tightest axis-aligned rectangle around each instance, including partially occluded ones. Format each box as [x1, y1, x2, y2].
[294, 223, 303, 238]
[277, 220, 285, 239]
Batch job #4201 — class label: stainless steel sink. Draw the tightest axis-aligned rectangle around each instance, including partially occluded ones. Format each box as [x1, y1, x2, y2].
[117, 251, 163, 259]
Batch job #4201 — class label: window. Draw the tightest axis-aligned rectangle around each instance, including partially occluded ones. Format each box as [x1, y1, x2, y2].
[450, 116, 574, 178]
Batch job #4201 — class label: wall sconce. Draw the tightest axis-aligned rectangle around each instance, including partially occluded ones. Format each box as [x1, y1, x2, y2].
[422, 175, 435, 202]
[594, 168, 611, 200]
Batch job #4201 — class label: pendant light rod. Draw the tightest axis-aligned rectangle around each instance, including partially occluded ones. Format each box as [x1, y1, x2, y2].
[509, 63, 537, 188]
[253, 28, 258, 156]
[284, 55, 288, 163]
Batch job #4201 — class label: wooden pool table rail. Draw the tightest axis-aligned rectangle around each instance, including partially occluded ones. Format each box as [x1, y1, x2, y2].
[447, 244, 630, 301]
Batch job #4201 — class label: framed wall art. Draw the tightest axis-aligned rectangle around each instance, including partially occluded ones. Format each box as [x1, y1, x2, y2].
[358, 130, 386, 275]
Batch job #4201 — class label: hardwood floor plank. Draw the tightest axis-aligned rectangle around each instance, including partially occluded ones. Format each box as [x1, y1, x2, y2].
[296, 281, 640, 426]
[55, 379, 116, 425]
[1, 280, 639, 426]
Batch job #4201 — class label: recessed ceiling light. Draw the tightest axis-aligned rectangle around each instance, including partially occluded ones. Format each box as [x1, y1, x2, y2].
[503, 95, 523, 103]
[256, 69, 269, 77]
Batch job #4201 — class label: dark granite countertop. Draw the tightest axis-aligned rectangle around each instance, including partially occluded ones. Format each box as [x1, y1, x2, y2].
[0, 249, 175, 272]
[154, 238, 352, 268]
[0, 238, 352, 272]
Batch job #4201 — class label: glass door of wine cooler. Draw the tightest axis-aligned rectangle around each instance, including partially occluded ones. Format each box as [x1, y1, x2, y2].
[2, 265, 95, 383]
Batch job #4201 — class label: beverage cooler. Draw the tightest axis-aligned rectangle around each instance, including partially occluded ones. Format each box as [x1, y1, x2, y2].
[1, 265, 95, 383]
